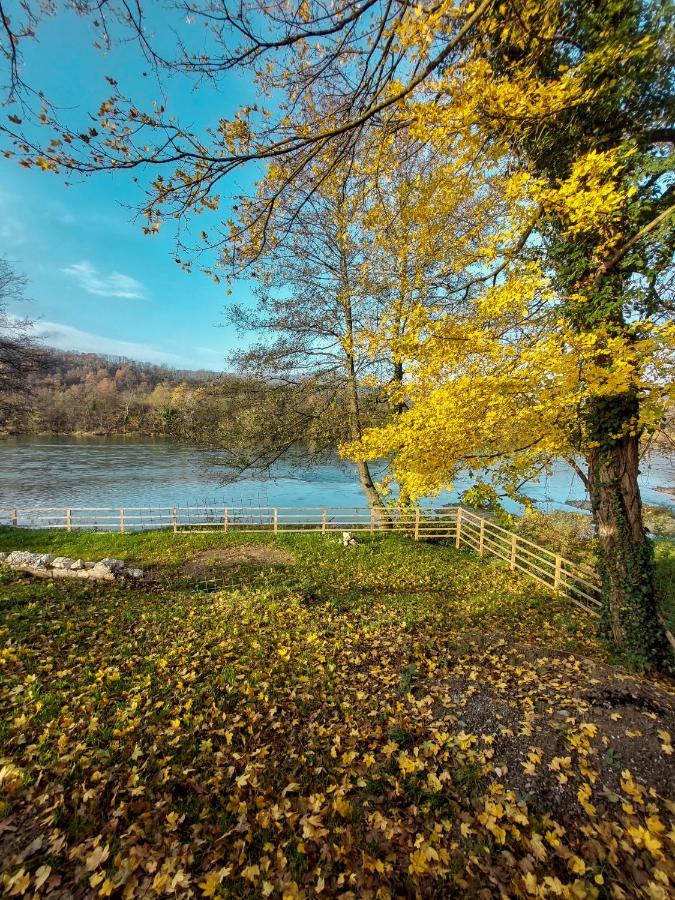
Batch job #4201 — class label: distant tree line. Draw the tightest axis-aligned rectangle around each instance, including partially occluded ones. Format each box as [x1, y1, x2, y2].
[0, 250, 388, 480]
[0, 348, 386, 471]
[1, 348, 213, 435]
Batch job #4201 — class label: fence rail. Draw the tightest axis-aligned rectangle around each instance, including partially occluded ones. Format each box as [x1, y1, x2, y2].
[0, 505, 456, 535]
[0, 504, 602, 614]
[454, 508, 601, 615]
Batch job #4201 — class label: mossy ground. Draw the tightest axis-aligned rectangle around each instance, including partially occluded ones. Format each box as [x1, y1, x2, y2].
[0, 528, 673, 898]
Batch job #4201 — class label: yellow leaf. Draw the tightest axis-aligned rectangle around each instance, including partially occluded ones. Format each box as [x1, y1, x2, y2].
[199, 867, 232, 897]
[85, 844, 110, 872]
[544, 875, 564, 895]
[489, 823, 507, 844]
[34, 867, 51, 890]
[531, 832, 547, 861]
[523, 871, 538, 894]
[568, 855, 586, 875]
[628, 825, 663, 856]
[99, 878, 114, 897]
[333, 797, 352, 817]
[657, 730, 673, 755]
[8, 869, 31, 895]
[242, 865, 260, 883]
[426, 772, 442, 792]
[408, 841, 439, 876]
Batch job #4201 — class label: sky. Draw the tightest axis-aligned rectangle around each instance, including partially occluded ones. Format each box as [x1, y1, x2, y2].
[1, 4, 261, 371]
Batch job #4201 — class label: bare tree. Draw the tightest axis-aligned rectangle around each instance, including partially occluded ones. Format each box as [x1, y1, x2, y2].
[0, 258, 42, 425]
[224, 162, 393, 518]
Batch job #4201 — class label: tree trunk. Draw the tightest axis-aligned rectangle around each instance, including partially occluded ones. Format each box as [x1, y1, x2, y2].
[354, 458, 388, 515]
[586, 393, 670, 667]
[344, 365, 391, 525]
[336, 234, 391, 526]
[390, 359, 413, 512]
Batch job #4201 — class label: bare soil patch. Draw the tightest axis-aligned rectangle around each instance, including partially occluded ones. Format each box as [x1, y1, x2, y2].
[423, 637, 675, 839]
[181, 545, 294, 576]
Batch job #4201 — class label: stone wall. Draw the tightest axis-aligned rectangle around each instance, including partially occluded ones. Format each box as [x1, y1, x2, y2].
[0, 551, 143, 581]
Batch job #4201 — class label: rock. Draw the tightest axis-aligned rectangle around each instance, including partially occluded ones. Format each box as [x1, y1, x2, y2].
[89, 562, 117, 580]
[98, 558, 125, 573]
[341, 531, 358, 547]
[3, 550, 131, 582]
[6, 551, 54, 569]
[34, 553, 55, 569]
[51, 568, 74, 579]
[6, 551, 36, 567]
[89, 558, 126, 580]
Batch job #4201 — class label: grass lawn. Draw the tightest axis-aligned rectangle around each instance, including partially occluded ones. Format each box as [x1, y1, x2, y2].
[654, 540, 675, 632]
[0, 528, 673, 898]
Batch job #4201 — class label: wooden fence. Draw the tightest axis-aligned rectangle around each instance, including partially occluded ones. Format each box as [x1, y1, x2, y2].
[454, 508, 601, 615]
[0, 505, 453, 536]
[0, 504, 602, 614]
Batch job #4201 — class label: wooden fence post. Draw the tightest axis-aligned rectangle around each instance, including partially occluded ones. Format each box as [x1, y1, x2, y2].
[321, 511, 327, 534]
[479, 517, 485, 557]
[10, 509, 17, 528]
[554, 554, 562, 592]
[414, 509, 420, 541]
[223, 508, 228, 532]
[172, 507, 177, 534]
[510, 533, 517, 571]
[370, 508, 375, 534]
[273, 508, 278, 534]
[119, 509, 125, 534]
[65, 509, 72, 532]
[455, 508, 462, 549]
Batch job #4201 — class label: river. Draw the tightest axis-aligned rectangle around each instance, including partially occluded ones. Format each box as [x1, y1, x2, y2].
[0, 435, 673, 512]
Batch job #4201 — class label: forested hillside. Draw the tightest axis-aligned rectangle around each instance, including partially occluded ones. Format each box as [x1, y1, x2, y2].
[0, 349, 382, 475]
[1, 349, 216, 435]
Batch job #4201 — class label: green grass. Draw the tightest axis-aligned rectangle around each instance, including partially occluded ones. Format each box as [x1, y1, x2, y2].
[2, 521, 671, 625]
[0, 526, 599, 645]
[0, 525, 242, 569]
[1, 527, 673, 897]
[654, 539, 675, 631]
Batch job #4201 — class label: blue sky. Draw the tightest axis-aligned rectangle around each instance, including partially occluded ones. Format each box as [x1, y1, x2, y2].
[1, 5, 260, 370]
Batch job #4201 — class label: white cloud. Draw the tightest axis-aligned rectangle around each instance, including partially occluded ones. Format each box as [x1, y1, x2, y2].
[62, 261, 147, 300]
[31, 320, 186, 366]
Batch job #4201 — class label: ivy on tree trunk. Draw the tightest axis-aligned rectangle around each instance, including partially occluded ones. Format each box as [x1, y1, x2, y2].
[587, 393, 671, 668]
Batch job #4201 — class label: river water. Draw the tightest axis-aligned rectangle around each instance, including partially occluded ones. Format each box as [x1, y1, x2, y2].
[0, 435, 673, 512]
